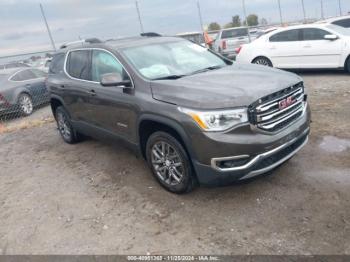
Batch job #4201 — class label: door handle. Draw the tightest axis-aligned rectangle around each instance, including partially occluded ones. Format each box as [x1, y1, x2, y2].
[303, 45, 311, 48]
[87, 89, 97, 96]
[59, 85, 65, 89]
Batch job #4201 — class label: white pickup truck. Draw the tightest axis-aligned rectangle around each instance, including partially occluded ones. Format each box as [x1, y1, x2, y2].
[213, 27, 255, 60]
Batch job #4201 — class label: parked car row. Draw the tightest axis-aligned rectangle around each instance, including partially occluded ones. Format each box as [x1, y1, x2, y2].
[236, 24, 350, 72]
[210, 15, 350, 65]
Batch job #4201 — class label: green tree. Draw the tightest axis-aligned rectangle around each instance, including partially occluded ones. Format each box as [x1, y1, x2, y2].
[208, 22, 221, 31]
[232, 15, 241, 27]
[246, 14, 259, 26]
[224, 22, 234, 29]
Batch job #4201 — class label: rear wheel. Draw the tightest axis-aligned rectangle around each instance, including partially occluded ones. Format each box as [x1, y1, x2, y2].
[146, 131, 195, 194]
[252, 57, 273, 67]
[18, 93, 33, 116]
[55, 106, 82, 144]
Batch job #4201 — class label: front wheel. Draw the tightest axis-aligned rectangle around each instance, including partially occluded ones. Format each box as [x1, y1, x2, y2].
[252, 57, 273, 67]
[146, 131, 196, 194]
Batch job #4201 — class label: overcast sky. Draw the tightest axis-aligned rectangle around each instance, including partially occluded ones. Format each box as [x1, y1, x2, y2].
[0, 0, 349, 57]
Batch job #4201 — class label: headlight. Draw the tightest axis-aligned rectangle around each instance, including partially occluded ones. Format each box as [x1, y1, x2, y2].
[179, 107, 248, 132]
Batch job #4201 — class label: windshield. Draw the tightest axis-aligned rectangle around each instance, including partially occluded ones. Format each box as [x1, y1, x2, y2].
[122, 40, 227, 80]
[326, 24, 350, 36]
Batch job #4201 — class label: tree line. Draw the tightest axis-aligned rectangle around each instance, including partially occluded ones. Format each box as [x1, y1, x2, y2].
[207, 14, 268, 31]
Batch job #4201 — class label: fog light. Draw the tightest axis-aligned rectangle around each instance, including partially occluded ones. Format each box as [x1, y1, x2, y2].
[216, 157, 251, 169]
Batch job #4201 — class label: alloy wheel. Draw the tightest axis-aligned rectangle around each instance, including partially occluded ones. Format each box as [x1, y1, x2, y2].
[19, 94, 33, 115]
[57, 111, 72, 141]
[254, 58, 271, 67]
[151, 141, 184, 186]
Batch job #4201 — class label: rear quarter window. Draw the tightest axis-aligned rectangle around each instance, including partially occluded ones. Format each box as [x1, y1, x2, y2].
[221, 28, 248, 39]
[10, 70, 36, 81]
[269, 29, 300, 42]
[66, 50, 91, 80]
[49, 53, 65, 74]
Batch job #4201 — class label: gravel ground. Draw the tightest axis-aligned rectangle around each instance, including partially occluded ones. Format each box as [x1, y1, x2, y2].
[0, 71, 349, 255]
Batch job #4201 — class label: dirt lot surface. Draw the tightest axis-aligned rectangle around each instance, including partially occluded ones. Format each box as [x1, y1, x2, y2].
[0, 72, 349, 255]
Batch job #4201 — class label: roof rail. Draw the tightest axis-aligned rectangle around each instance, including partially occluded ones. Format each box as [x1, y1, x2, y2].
[60, 38, 103, 49]
[140, 32, 162, 37]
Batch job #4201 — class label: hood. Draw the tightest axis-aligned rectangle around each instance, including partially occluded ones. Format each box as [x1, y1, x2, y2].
[151, 64, 302, 109]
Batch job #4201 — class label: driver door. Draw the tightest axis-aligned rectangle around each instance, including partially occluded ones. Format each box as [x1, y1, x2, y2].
[87, 49, 137, 141]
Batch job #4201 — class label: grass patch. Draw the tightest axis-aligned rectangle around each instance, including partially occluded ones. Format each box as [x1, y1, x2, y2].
[0, 117, 54, 134]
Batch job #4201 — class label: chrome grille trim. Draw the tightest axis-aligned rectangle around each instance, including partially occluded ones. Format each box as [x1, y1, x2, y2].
[257, 104, 306, 130]
[256, 87, 303, 113]
[250, 83, 306, 133]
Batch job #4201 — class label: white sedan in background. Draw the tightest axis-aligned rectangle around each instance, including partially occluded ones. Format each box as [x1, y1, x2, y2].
[236, 24, 350, 72]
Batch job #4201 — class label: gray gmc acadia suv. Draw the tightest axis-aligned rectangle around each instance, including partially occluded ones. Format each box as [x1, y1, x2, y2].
[47, 36, 311, 194]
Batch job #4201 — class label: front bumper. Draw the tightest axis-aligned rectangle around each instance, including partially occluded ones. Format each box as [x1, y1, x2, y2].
[193, 128, 309, 186]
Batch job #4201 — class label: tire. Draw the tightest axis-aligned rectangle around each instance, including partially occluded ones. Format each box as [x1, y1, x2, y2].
[252, 56, 273, 67]
[55, 106, 82, 144]
[345, 57, 350, 73]
[146, 131, 195, 194]
[18, 93, 33, 116]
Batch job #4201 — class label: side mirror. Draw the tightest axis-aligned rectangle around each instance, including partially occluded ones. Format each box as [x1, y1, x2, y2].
[324, 34, 338, 41]
[100, 73, 132, 88]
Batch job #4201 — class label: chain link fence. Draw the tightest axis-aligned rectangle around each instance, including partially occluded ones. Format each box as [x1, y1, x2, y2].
[0, 53, 54, 133]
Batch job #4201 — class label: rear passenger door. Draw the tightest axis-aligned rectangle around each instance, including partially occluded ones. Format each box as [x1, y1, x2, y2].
[267, 29, 302, 68]
[298, 28, 343, 68]
[64, 49, 95, 123]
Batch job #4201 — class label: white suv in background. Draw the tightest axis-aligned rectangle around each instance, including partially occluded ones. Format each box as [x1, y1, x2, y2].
[236, 24, 350, 72]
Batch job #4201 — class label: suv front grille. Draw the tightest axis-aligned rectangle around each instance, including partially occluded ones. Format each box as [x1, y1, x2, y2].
[249, 82, 306, 133]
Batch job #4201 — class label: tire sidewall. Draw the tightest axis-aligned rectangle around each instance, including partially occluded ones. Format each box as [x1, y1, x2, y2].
[253, 57, 273, 67]
[346, 58, 350, 73]
[55, 107, 75, 144]
[146, 131, 194, 194]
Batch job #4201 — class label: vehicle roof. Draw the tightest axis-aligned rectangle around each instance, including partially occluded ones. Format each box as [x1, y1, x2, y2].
[315, 15, 350, 24]
[176, 32, 202, 36]
[59, 36, 185, 52]
[221, 26, 248, 31]
[0, 67, 29, 76]
[261, 23, 337, 38]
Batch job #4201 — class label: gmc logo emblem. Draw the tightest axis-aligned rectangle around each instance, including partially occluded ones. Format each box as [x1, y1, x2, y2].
[279, 96, 295, 110]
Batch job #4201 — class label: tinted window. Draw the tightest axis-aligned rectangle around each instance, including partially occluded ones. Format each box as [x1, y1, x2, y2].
[92, 50, 128, 82]
[49, 53, 65, 74]
[302, 28, 329, 40]
[221, 28, 248, 39]
[332, 18, 350, 28]
[270, 29, 300, 42]
[67, 50, 91, 80]
[11, 70, 36, 81]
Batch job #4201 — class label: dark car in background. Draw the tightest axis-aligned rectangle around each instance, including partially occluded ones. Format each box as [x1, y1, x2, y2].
[0, 68, 49, 117]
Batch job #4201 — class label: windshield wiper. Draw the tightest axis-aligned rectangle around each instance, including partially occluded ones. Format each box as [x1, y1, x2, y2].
[189, 65, 225, 75]
[152, 74, 187, 80]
